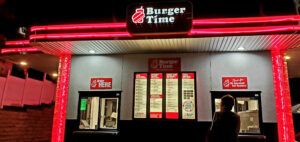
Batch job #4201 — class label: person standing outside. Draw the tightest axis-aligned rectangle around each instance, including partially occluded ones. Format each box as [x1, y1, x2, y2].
[207, 94, 241, 142]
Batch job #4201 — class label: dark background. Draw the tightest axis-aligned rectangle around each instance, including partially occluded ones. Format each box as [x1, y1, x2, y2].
[0, 0, 297, 40]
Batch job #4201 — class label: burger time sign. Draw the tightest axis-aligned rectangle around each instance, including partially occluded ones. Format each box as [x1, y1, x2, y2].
[127, 1, 193, 34]
[132, 7, 187, 24]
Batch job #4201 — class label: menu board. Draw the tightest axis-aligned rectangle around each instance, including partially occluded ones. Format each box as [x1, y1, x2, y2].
[134, 73, 148, 118]
[166, 73, 179, 119]
[182, 73, 196, 119]
[150, 73, 163, 118]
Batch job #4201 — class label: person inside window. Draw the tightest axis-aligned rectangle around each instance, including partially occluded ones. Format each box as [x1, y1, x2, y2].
[207, 94, 241, 142]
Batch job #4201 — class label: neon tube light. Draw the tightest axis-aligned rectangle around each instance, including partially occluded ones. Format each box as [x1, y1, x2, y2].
[51, 55, 71, 142]
[271, 50, 295, 142]
[30, 32, 131, 40]
[5, 40, 30, 46]
[30, 15, 300, 32]
[1, 47, 40, 54]
[188, 25, 300, 35]
[31, 23, 126, 32]
[192, 15, 300, 25]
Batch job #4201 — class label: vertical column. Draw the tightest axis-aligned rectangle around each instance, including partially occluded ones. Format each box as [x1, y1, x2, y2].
[271, 50, 295, 142]
[51, 55, 71, 142]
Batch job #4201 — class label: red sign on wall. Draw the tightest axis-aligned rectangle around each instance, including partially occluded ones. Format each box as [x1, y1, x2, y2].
[90, 78, 112, 89]
[222, 77, 248, 89]
[148, 58, 181, 72]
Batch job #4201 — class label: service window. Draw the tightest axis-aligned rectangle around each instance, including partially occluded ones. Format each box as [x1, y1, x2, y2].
[79, 97, 99, 129]
[100, 98, 119, 129]
[133, 72, 197, 120]
[237, 97, 260, 133]
[211, 91, 263, 135]
[78, 91, 121, 131]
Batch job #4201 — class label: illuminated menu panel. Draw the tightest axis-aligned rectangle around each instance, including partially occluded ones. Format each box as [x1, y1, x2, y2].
[134, 73, 148, 118]
[182, 73, 196, 119]
[150, 73, 163, 119]
[166, 73, 179, 119]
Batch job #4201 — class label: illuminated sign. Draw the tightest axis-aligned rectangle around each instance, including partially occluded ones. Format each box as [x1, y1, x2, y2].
[150, 73, 163, 118]
[182, 73, 196, 119]
[127, 1, 193, 34]
[90, 78, 112, 89]
[134, 73, 148, 118]
[222, 77, 248, 89]
[166, 73, 179, 119]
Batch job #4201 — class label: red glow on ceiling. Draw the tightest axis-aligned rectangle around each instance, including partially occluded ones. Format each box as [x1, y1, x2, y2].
[192, 15, 300, 25]
[29, 32, 131, 40]
[188, 25, 300, 35]
[1, 47, 40, 54]
[51, 55, 71, 142]
[271, 50, 295, 142]
[31, 23, 126, 32]
[5, 40, 30, 46]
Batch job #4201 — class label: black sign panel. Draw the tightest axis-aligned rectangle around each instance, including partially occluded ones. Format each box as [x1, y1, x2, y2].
[126, 1, 193, 35]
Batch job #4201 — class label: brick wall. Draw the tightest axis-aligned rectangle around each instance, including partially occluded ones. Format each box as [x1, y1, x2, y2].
[0, 105, 54, 142]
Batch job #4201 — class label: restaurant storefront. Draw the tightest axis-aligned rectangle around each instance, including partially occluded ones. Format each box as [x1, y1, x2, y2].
[1, 1, 299, 142]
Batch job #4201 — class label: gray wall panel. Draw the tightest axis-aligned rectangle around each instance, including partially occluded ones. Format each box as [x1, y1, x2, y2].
[66, 52, 276, 123]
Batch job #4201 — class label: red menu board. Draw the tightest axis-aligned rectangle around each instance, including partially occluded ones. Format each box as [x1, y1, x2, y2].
[150, 73, 163, 118]
[222, 77, 248, 89]
[166, 73, 179, 119]
[181, 73, 196, 119]
[134, 74, 148, 118]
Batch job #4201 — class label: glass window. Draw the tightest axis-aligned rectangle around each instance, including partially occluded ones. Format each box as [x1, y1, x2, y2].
[100, 98, 119, 129]
[237, 97, 260, 134]
[79, 97, 100, 130]
[211, 92, 262, 134]
[214, 98, 235, 112]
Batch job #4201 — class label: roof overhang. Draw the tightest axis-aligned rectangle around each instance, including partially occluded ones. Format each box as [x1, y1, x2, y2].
[2, 15, 300, 55]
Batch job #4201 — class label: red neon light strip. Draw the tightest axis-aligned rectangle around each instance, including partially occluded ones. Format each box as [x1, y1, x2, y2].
[5, 40, 30, 46]
[1, 47, 40, 54]
[30, 15, 300, 32]
[31, 23, 126, 32]
[51, 55, 71, 142]
[30, 32, 131, 40]
[189, 25, 300, 35]
[283, 58, 295, 142]
[271, 50, 295, 142]
[192, 15, 300, 25]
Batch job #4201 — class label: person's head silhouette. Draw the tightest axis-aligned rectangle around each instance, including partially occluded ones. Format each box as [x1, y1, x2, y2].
[220, 94, 235, 112]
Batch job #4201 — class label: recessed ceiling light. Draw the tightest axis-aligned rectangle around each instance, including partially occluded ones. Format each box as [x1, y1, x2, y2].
[52, 73, 58, 77]
[284, 56, 291, 60]
[20, 61, 27, 66]
[89, 50, 95, 54]
[238, 46, 245, 51]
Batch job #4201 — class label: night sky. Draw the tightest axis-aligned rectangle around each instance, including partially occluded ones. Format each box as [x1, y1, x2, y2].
[0, 0, 297, 40]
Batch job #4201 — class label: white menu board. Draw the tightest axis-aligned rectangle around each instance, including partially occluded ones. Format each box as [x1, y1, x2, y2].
[134, 73, 148, 118]
[166, 73, 179, 119]
[182, 73, 196, 119]
[150, 73, 163, 119]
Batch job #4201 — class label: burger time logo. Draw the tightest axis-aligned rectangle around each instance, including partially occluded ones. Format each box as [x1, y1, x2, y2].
[132, 6, 186, 24]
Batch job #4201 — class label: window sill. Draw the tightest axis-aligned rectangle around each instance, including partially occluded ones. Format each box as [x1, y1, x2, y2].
[73, 130, 119, 136]
[238, 135, 266, 139]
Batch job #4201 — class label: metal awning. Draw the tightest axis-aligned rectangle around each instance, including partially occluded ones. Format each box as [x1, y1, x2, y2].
[31, 34, 300, 55]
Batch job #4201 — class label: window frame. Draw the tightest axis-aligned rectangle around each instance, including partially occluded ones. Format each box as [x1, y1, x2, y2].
[77, 91, 121, 132]
[133, 72, 198, 121]
[210, 91, 263, 135]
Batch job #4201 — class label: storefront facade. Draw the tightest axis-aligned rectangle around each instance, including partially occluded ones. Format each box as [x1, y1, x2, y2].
[63, 52, 277, 141]
[1, 1, 299, 142]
